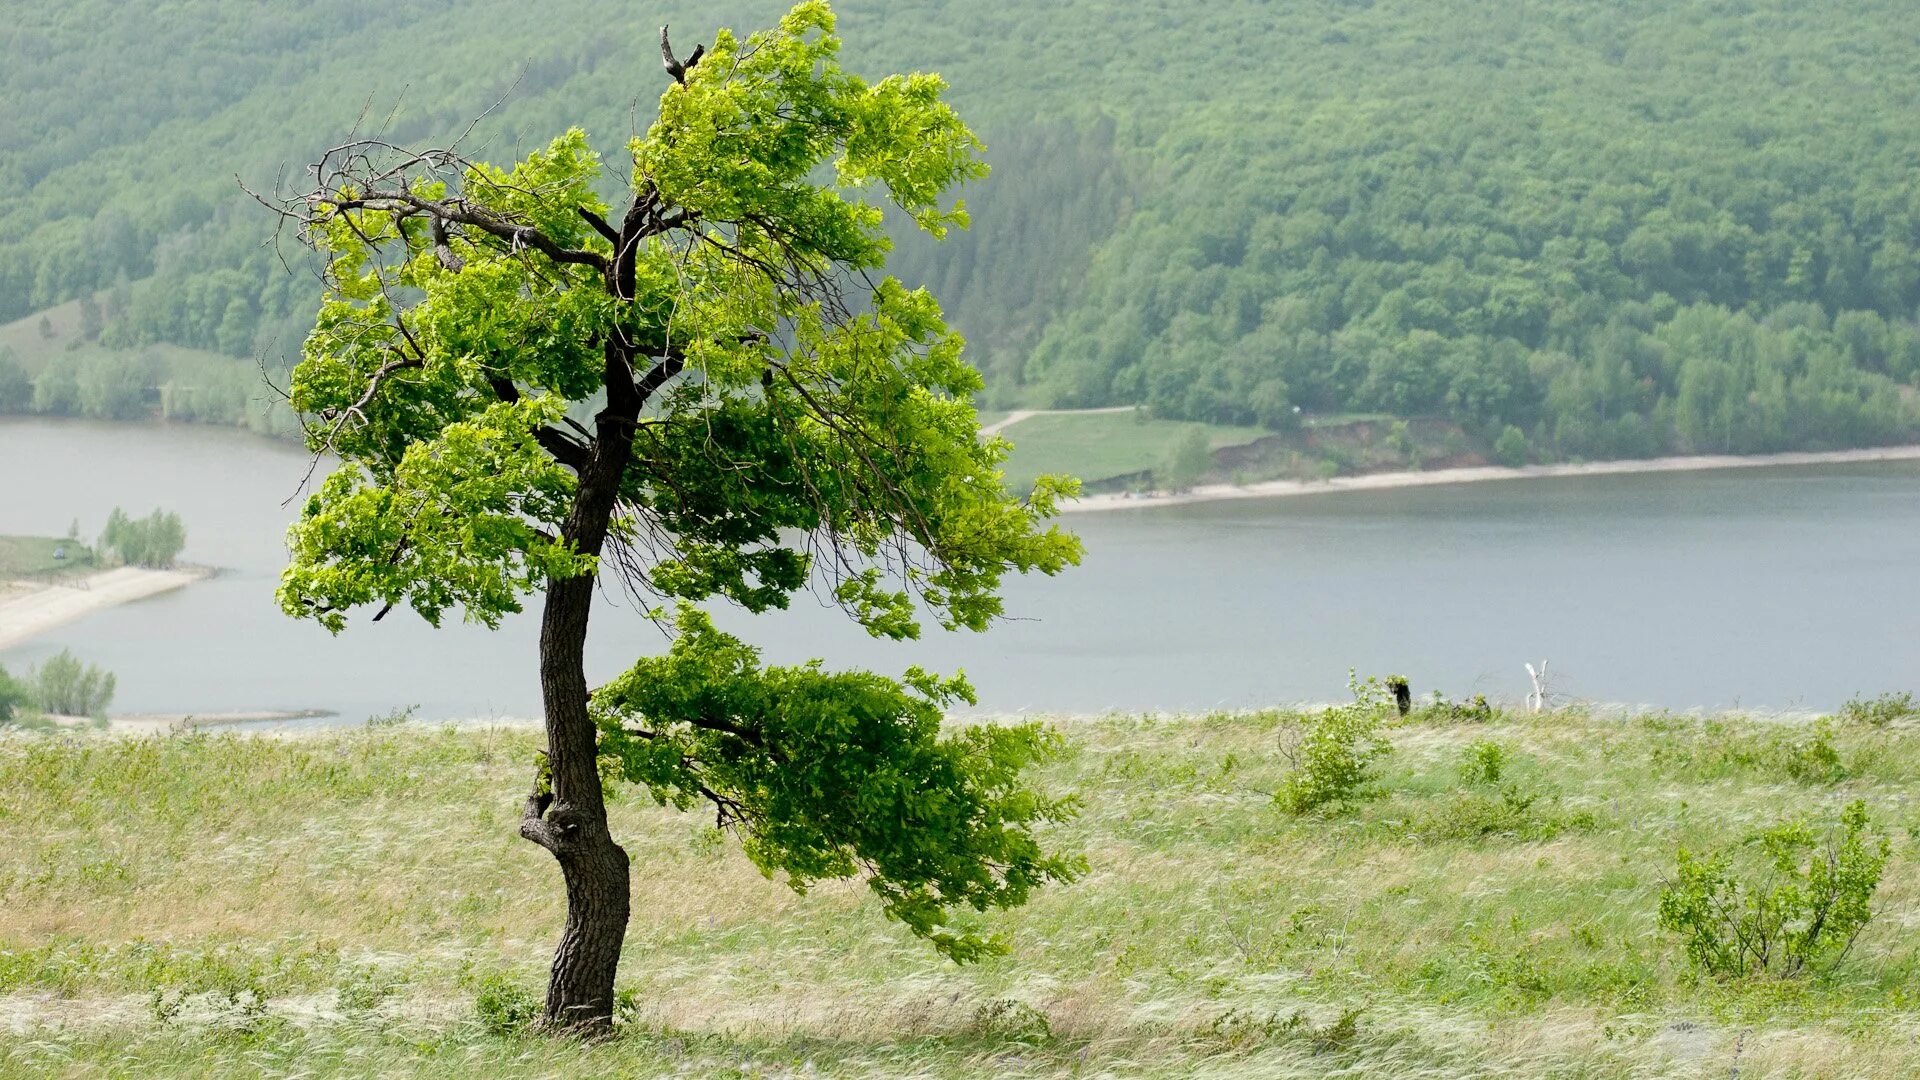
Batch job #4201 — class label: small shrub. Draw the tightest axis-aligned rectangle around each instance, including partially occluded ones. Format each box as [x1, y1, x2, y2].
[1459, 740, 1510, 786]
[1780, 721, 1845, 782]
[1307, 1006, 1365, 1053]
[337, 967, 403, 1017]
[1195, 1006, 1365, 1054]
[1838, 691, 1917, 727]
[1198, 1007, 1304, 1051]
[147, 987, 186, 1026]
[365, 704, 418, 728]
[1415, 693, 1494, 724]
[972, 998, 1052, 1044]
[687, 824, 728, 860]
[471, 974, 541, 1037]
[147, 984, 280, 1041]
[1648, 718, 1852, 785]
[1413, 784, 1597, 843]
[1276, 676, 1392, 815]
[1658, 800, 1891, 979]
[613, 986, 642, 1026]
[210, 987, 276, 1040]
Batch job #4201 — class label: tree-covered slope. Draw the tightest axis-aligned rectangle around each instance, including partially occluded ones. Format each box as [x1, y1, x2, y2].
[5, 1, 1920, 457]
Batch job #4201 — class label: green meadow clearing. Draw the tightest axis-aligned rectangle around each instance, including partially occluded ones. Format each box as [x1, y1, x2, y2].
[5, 700, 1920, 1077]
[0, 535, 95, 580]
[997, 410, 1270, 493]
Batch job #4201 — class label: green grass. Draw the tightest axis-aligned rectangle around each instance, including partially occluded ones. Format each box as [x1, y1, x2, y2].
[0, 535, 96, 580]
[4, 705, 1920, 1076]
[0, 296, 93, 369]
[998, 410, 1268, 492]
[0, 290, 235, 376]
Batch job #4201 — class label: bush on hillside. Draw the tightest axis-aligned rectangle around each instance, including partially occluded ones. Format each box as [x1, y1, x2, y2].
[469, 975, 539, 1038]
[1838, 691, 1918, 727]
[1458, 740, 1511, 786]
[1276, 676, 1393, 815]
[1645, 717, 1853, 784]
[1658, 800, 1890, 979]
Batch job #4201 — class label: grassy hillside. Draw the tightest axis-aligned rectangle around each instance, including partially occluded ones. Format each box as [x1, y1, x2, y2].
[5, 1, 1920, 458]
[0, 536, 95, 580]
[5, 704, 1920, 1076]
[997, 410, 1270, 493]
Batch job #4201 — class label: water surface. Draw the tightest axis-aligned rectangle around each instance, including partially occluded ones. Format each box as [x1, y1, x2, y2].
[3, 417, 1916, 718]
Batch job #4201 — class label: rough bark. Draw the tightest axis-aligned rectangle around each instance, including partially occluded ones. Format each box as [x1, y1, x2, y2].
[523, 569, 630, 1037]
[520, 357, 644, 1037]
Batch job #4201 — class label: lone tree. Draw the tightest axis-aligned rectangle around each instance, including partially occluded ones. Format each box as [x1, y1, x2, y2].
[267, 3, 1082, 1037]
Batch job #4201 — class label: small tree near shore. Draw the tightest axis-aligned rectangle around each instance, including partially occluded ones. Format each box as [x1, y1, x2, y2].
[101, 507, 186, 568]
[1158, 426, 1213, 492]
[268, 2, 1081, 1037]
[1493, 425, 1530, 467]
[29, 650, 115, 718]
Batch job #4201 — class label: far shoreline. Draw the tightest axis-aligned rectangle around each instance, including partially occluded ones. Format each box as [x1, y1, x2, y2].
[1061, 444, 1920, 514]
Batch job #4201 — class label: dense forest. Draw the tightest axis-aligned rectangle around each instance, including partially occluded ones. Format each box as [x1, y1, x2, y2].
[4, 0, 1920, 458]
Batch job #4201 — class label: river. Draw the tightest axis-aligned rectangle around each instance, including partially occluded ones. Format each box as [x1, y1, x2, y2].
[2, 417, 1917, 719]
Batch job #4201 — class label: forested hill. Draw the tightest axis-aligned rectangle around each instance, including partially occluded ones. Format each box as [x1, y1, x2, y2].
[6, 0, 1920, 458]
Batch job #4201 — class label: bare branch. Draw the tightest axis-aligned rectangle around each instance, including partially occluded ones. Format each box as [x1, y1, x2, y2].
[660, 26, 706, 84]
[327, 190, 610, 273]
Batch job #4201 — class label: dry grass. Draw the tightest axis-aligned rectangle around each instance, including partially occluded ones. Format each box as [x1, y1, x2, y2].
[3, 704, 1920, 1077]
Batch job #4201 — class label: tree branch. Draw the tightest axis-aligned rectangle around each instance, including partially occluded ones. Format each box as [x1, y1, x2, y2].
[327, 191, 609, 273]
[482, 375, 592, 470]
[429, 216, 465, 273]
[659, 26, 705, 85]
[534, 428, 592, 471]
[576, 206, 621, 247]
[634, 354, 686, 408]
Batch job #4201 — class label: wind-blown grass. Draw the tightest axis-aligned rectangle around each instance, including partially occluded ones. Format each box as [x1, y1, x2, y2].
[3, 705, 1919, 1077]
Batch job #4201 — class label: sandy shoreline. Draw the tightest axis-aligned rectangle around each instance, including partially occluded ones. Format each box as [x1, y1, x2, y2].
[1062, 444, 1920, 514]
[0, 566, 209, 652]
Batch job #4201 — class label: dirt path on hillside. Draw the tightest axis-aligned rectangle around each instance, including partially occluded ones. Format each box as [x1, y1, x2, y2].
[979, 405, 1136, 437]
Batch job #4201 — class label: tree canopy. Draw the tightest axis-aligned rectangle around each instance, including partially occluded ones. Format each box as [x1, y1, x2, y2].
[270, 2, 1080, 1034]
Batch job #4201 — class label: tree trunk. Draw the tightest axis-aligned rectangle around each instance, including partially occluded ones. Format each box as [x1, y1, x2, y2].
[519, 393, 641, 1038]
[523, 571, 630, 1037]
